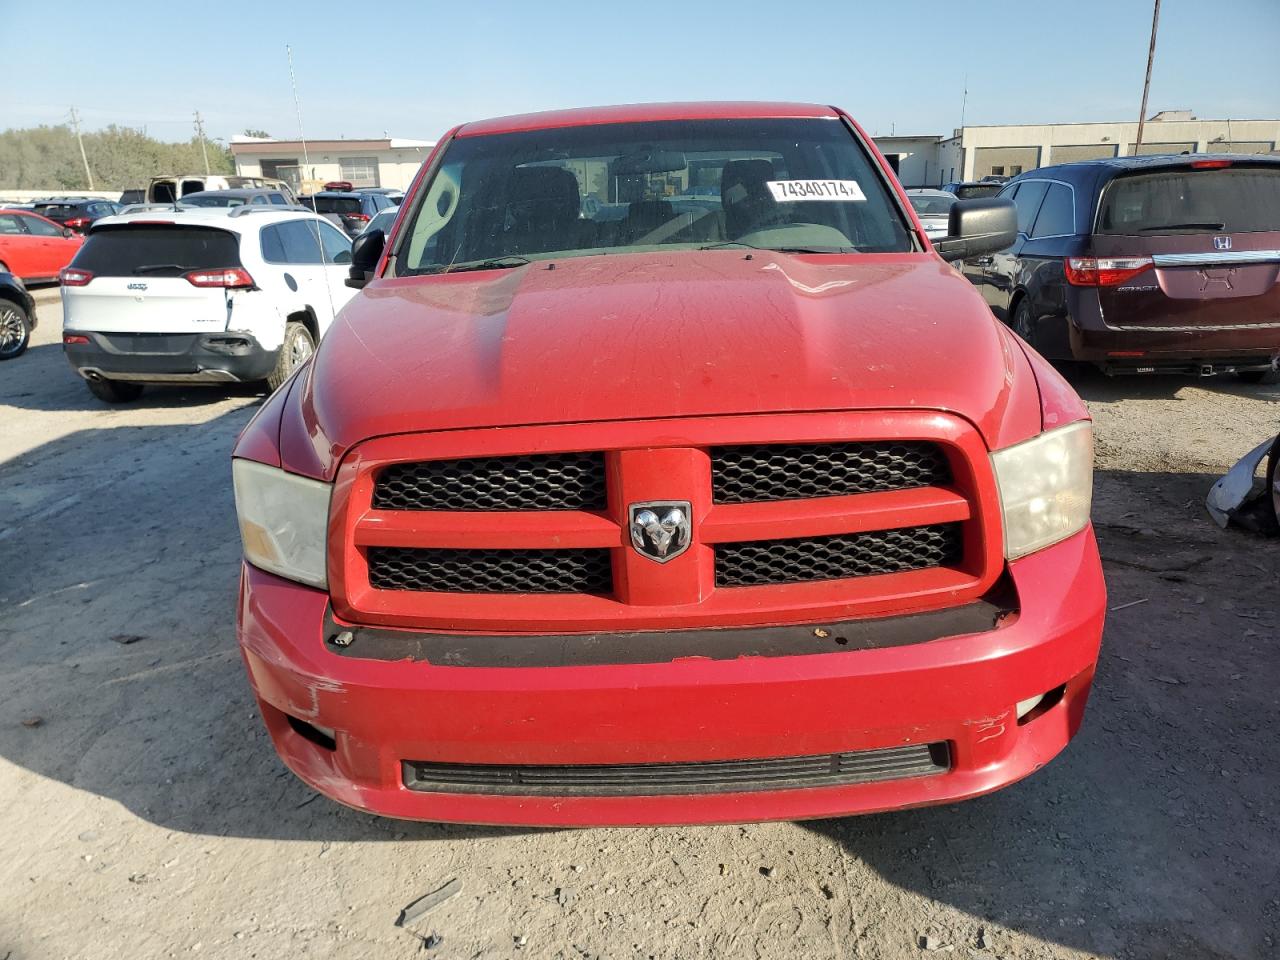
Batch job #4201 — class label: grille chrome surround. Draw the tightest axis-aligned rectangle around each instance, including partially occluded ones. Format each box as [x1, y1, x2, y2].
[367, 546, 613, 594]
[715, 524, 963, 588]
[404, 743, 949, 796]
[373, 452, 607, 512]
[711, 442, 951, 504]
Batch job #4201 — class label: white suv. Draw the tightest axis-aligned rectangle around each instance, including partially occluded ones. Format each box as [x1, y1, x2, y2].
[60, 207, 356, 403]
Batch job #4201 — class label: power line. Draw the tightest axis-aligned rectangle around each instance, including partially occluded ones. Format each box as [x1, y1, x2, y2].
[69, 107, 94, 190]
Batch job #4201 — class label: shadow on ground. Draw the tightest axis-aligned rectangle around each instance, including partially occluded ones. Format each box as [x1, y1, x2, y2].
[1, 373, 1277, 957]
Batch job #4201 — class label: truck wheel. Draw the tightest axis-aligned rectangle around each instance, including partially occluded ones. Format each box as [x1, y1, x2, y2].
[266, 320, 315, 392]
[0, 299, 31, 360]
[86, 378, 144, 403]
[1235, 368, 1280, 385]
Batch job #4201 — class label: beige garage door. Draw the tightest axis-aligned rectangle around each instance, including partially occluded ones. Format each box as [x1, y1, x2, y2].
[1212, 141, 1276, 154]
[1050, 144, 1118, 164]
[1127, 141, 1196, 156]
[972, 146, 1041, 179]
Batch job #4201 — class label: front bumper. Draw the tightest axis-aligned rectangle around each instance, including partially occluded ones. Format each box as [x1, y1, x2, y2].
[64, 330, 277, 384]
[237, 528, 1106, 826]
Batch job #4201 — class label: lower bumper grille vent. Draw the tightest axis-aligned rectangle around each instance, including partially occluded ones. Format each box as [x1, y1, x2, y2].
[368, 547, 613, 594]
[404, 743, 949, 796]
[715, 523, 962, 587]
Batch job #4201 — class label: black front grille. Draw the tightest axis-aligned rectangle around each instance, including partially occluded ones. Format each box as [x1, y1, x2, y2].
[404, 743, 949, 796]
[711, 442, 951, 504]
[368, 547, 613, 594]
[374, 452, 607, 511]
[715, 523, 962, 588]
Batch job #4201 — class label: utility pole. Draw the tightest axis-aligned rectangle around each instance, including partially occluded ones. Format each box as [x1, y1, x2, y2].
[69, 107, 94, 190]
[1134, 0, 1162, 152]
[194, 109, 210, 175]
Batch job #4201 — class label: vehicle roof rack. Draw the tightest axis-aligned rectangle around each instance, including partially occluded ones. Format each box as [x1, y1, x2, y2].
[227, 205, 313, 218]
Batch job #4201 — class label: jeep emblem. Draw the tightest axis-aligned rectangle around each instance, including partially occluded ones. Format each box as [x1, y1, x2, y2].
[628, 501, 692, 563]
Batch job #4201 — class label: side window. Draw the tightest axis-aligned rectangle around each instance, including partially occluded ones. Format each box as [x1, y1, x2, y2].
[1031, 183, 1075, 238]
[0, 214, 25, 234]
[251, 195, 268, 205]
[269, 193, 287, 206]
[22, 215, 62, 237]
[276, 220, 324, 263]
[1012, 181, 1049, 235]
[317, 221, 353, 264]
[260, 224, 287, 262]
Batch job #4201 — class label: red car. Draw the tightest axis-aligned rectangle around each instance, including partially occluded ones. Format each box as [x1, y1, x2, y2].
[0, 209, 84, 282]
[232, 102, 1106, 826]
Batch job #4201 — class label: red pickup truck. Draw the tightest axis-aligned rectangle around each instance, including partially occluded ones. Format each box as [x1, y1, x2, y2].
[232, 102, 1105, 825]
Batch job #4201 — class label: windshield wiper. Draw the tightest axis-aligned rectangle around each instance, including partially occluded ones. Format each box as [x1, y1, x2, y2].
[698, 241, 854, 254]
[434, 256, 532, 274]
[1137, 221, 1226, 232]
[131, 263, 188, 274]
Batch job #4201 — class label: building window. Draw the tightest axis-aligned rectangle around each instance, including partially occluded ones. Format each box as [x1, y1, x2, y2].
[991, 165, 1005, 176]
[1009, 165, 1023, 175]
[339, 157, 379, 188]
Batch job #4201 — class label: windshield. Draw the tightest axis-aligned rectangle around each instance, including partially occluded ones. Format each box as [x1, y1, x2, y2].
[395, 117, 913, 274]
[1098, 166, 1280, 235]
[183, 195, 244, 207]
[71, 226, 241, 276]
[909, 194, 956, 216]
[365, 207, 398, 235]
[952, 184, 1002, 200]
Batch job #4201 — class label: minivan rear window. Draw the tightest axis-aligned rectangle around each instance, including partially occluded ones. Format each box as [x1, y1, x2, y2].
[1098, 166, 1280, 235]
[313, 196, 363, 215]
[71, 226, 241, 276]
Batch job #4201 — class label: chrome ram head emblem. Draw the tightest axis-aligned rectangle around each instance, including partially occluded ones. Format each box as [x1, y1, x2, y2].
[628, 501, 692, 563]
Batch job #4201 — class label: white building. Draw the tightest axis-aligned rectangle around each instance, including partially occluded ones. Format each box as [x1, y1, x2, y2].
[229, 135, 437, 194]
[875, 111, 1280, 187]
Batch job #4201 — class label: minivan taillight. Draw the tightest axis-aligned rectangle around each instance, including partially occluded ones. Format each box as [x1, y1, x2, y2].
[60, 267, 93, 286]
[64, 217, 90, 229]
[1064, 256, 1154, 287]
[345, 213, 371, 223]
[185, 268, 255, 289]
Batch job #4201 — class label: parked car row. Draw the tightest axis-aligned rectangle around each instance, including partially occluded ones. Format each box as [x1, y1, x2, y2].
[299, 183, 399, 237]
[0, 207, 84, 282]
[950, 153, 1280, 381]
[57, 205, 359, 401]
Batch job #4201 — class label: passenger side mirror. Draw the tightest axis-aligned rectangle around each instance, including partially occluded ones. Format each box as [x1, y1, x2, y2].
[932, 198, 1017, 263]
[62, 227, 75, 239]
[346, 229, 384, 289]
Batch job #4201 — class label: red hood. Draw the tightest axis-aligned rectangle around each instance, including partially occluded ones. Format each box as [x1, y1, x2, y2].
[285, 251, 1039, 476]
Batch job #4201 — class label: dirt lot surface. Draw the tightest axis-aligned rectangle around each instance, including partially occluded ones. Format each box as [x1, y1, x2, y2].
[2, 291, 1278, 960]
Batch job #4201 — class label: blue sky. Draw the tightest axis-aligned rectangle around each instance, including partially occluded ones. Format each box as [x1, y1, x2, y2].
[2, 0, 1277, 143]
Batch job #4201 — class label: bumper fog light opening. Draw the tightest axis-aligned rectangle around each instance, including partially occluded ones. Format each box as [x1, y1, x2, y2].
[1016, 684, 1067, 726]
[286, 714, 337, 751]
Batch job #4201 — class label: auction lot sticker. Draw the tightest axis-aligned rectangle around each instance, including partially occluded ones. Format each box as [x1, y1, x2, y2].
[766, 179, 866, 202]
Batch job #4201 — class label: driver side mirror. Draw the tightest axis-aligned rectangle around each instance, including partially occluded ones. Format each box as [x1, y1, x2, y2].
[346, 229, 384, 289]
[62, 227, 75, 239]
[932, 198, 1017, 262]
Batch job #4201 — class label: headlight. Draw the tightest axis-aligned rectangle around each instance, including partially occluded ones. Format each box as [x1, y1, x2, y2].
[990, 421, 1093, 560]
[232, 458, 332, 588]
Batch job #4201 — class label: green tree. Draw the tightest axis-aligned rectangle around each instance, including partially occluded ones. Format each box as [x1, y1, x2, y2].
[242, 128, 272, 139]
[0, 124, 233, 191]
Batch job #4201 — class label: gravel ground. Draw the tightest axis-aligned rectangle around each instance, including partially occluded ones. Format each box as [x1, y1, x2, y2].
[2, 291, 1278, 960]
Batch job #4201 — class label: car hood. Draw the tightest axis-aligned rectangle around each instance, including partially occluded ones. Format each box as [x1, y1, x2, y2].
[288, 250, 1036, 476]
